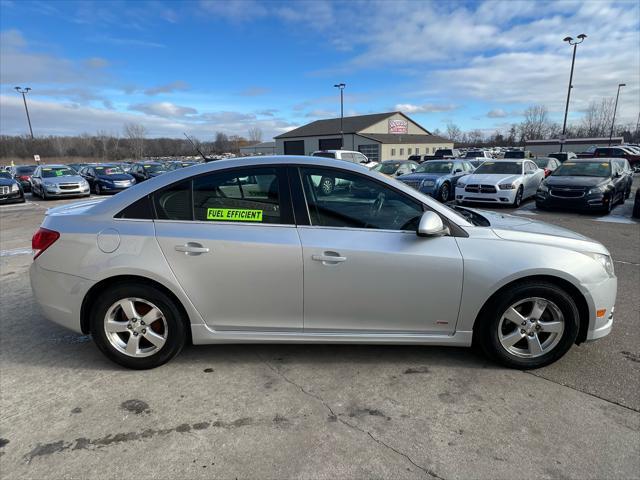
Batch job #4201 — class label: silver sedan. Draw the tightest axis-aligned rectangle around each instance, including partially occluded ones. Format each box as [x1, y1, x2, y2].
[30, 156, 616, 369]
[30, 164, 91, 199]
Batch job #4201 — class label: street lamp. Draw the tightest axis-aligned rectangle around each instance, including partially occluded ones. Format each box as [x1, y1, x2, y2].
[14, 86, 34, 139]
[334, 83, 346, 148]
[608, 83, 626, 146]
[559, 33, 587, 153]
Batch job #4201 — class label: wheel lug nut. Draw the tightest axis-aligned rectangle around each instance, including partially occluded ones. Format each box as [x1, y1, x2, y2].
[142, 329, 146, 334]
[133, 332, 138, 336]
[520, 329, 526, 334]
[132, 318, 137, 323]
[528, 332, 534, 337]
[141, 321, 145, 326]
[127, 324, 132, 329]
[521, 321, 526, 326]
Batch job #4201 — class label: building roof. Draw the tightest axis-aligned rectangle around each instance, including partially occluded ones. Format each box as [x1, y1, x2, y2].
[275, 111, 430, 139]
[358, 133, 452, 144]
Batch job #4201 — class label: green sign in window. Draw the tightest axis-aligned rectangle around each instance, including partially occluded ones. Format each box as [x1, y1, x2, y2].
[206, 208, 263, 222]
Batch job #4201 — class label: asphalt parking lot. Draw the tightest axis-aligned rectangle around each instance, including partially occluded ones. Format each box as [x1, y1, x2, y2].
[1, 185, 639, 479]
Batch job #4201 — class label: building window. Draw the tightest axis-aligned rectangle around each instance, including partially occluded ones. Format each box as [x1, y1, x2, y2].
[391, 148, 396, 157]
[425, 147, 430, 154]
[408, 148, 412, 155]
[415, 148, 420, 155]
[399, 148, 404, 156]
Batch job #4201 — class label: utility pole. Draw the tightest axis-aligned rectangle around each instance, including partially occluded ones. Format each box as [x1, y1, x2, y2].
[14, 86, 34, 139]
[334, 83, 346, 148]
[559, 34, 586, 153]
[608, 83, 626, 146]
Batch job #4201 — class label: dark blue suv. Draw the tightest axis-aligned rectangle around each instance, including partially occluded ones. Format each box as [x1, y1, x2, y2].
[398, 159, 476, 203]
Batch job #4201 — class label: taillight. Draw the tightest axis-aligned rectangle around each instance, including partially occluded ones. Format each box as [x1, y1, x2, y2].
[19, 175, 30, 181]
[32, 228, 60, 259]
[544, 168, 551, 177]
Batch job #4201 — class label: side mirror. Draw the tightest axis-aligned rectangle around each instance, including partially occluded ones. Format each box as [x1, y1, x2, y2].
[417, 211, 449, 237]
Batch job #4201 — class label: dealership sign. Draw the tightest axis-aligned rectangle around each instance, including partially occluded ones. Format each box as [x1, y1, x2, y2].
[388, 119, 408, 134]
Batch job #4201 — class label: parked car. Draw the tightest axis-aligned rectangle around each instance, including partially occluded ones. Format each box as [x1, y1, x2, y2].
[533, 157, 561, 177]
[536, 159, 631, 214]
[371, 160, 418, 177]
[0, 171, 25, 204]
[592, 147, 640, 167]
[455, 160, 544, 207]
[311, 150, 376, 168]
[165, 161, 199, 171]
[399, 159, 475, 202]
[462, 150, 493, 161]
[612, 158, 634, 201]
[128, 162, 168, 183]
[30, 165, 90, 200]
[68, 163, 93, 173]
[79, 164, 136, 195]
[29, 156, 616, 370]
[503, 150, 535, 159]
[9, 164, 37, 192]
[421, 148, 461, 161]
[548, 152, 577, 163]
[633, 188, 640, 219]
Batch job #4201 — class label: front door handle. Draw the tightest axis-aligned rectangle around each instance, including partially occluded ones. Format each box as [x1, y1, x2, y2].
[312, 252, 347, 264]
[175, 242, 210, 256]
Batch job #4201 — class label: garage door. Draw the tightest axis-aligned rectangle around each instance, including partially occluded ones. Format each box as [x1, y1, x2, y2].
[318, 138, 342, 150]
[358, 144, 379, 163]
[284, 140, 305, 155]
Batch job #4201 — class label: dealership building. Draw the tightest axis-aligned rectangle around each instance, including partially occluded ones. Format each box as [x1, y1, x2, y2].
[274, 111, 452, 162]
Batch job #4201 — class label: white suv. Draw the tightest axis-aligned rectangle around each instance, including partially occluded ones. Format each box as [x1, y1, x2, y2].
[312, 150, 376, 167]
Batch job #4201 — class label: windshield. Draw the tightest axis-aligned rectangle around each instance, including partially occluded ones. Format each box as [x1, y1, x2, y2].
[16, 166, 37, 174]
[312, 152, 335, 159]
[42, 167, 76, 178]
[144, 164, 167, 173]
[0, 172, 11, 179]
[464, 151, 484, 158]
[503, 151, 524, 159]
[373, 162, 400, 174]
[552, 162, 611, 177]
[452, 206, 491, 227]
[95, 166, 125, 175]
[415, 162, 453, 174]
[533, 158, 550, 168]
[474, 162, 522, 175]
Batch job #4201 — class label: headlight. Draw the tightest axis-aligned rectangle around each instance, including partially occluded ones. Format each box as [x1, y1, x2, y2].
[457, 181, 466, 188]
[11, 183, 19, 192]
[588, 185, 605, 195]
[499, 183, 516, 190]
[81, 179, 89, 186]
[537, 184, 548, 192]
[44, 181, 54, 187]
[423, 180, 435, 187]
[584, 252, 615, 277]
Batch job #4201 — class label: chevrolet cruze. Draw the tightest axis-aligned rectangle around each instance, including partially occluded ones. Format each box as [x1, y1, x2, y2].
[30, 156, 616, 369]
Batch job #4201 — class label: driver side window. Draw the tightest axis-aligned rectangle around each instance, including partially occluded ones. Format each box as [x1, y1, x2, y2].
[300, 167, 423, 231]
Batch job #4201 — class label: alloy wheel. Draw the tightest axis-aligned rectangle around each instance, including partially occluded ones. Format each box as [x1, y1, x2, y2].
[497, 297, 564, 358]
[104, 298, 168, 358]
[440, 184, 450, 202]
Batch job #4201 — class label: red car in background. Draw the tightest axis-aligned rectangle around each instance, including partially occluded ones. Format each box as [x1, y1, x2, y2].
[592, 146, 640, 168]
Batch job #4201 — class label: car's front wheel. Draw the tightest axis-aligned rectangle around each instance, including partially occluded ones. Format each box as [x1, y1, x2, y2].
[476, 281, 579, 369]
[319, 176, 335, 196]
[511, 186, 523, 208]
[90, 283, 187, 369]
[438, 182, 450, 202]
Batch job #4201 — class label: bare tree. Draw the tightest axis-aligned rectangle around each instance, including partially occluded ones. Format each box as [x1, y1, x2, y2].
[519, 105, 551, 141]
[247, 127, 263, 144]
[467, 129, 485, 145]
[123, 123, 147, 159]
[446, 123, 462, 142]
[581, 98, 615, 137]
[214, 132, 230, 153]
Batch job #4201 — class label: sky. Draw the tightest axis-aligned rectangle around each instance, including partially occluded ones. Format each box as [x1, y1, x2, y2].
[0, 0, 639, 141]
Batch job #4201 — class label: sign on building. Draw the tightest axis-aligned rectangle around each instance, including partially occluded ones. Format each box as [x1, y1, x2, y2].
[388, 119, 408, 134]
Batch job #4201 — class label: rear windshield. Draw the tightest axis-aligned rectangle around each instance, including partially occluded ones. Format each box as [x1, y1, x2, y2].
[464, 151, 484, 158]
[416, 162, 453, 173]
[503, 151, 525, 159]
[0, 172, 11, 179]
[474, 162, 522, 174]
[552, 162, 611, 177]
[548, 153, 566, 161]
[16, 166, 37, 174]
[533, 158, 550, 168]
[143, 164, 167, 173]
[95, 166, 125, 175]
[42, 167, 76, 178]
[312, 152, 336, 159]
[373, 162, 400, 174]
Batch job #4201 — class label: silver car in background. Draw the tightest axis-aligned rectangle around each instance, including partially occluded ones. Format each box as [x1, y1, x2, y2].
[455, 159, 544, 207]
[30, 156, 615, 370]
[30, 164, 90, 200]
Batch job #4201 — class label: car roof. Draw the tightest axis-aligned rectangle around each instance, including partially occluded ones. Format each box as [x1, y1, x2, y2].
[566, 158, 614, 162]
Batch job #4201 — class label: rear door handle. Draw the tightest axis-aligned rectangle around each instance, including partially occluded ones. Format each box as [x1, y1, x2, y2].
[312, 252, 346, 264]
[175, 242, 210, 255]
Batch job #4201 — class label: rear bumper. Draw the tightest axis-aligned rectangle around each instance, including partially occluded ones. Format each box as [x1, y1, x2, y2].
[30, 262, 94, 333]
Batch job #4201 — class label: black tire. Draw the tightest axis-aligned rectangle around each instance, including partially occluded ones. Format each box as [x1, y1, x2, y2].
[625, 186, 631, 200]
[41, 189, 49, 200]
[511, 186, 523, 208]
[438, 182, 451, 203]
[535, 201, 547, 211]
[95, 183, 102, 195]
[474, 281, 579, 369]
[90, 282, 187, 369]
[319, 176, 335, 196]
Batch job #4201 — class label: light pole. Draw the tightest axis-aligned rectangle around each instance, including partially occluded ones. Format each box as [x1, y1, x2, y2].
[608, 83, 626, 146]
[334, 83, 346, 148]
[559, 34, 587, 153]
[14, 86, 34, 139]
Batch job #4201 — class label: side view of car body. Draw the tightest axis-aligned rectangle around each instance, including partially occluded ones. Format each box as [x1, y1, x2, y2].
[0, 171, 25, 204]
[9, 164, 37, 192]
[455, 160, 544, 207]
[592, 146, 640, 167]
[30, 165, 90, 199]
[399, 159, 475, 203]
[30, 156, 616, 370]
[536, 158, 632, 214]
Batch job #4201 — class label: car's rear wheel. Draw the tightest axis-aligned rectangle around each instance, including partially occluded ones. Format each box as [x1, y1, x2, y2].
[95, 183, 101, 195]
[90, 283, 186, 369]
[476, 281, 579, 369]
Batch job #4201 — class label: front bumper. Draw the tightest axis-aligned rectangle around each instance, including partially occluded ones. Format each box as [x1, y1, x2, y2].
[583, 274, 617, 341]
[98, 182, 133, 193]
[30, 262, 94, 333]
[536, 191, 610, 210]
[0, 190, 24, 204]
[455, 187, 517, 204]
[44, 185, 90, 197]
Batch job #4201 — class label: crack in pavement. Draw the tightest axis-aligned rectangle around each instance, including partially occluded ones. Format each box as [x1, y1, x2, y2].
[256, 353, 445, 479]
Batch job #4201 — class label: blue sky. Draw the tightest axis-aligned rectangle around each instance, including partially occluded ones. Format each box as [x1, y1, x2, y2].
[1, 0, 638, 140]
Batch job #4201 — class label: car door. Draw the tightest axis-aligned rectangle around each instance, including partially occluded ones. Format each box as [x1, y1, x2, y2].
[31, 167, 41, 194]
[295, 166, 463, 334]
[524, 161, 541, 197]
[611, 161, 625, 201]
[84, 168, 96, 188]
[153, 165, 303, 331]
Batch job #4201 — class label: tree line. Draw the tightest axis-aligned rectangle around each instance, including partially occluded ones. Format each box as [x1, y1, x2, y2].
[0, 123, 263, 161]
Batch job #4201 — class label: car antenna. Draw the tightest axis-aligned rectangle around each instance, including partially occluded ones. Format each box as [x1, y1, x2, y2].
[183, 133, 212, 162]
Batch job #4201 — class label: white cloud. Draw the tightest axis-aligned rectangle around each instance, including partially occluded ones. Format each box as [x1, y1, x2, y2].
[487, 109, 508, 118]
[394, 103, 457, 114]
[144, 81, 190, 96]
[128, 102, 198, 118]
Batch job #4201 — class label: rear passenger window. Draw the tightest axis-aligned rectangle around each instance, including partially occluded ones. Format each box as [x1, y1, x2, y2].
[192, 167, 289, 224]
[153, 180, 192, 220]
